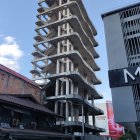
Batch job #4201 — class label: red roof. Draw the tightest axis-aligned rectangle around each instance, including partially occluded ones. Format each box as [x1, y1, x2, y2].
[0, 64, 38, 87]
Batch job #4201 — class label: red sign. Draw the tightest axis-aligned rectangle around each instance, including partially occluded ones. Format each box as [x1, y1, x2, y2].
[106, 101, 124, 137]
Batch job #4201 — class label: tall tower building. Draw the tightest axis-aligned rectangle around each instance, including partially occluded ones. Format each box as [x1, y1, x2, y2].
[31, 0, 104, 137]
[102, 2, 140, 139]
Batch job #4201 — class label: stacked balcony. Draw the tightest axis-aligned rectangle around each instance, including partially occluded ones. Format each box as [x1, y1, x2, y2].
[31, 0, 104, 135]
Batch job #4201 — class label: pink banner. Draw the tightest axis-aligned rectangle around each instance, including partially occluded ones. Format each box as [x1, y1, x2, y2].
[106, 102, 124, 137]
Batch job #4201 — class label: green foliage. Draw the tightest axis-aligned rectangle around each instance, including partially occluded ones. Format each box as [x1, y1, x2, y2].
[119, 130, 137, 140]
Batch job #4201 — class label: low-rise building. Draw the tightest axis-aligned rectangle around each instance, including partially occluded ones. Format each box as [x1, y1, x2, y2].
[0, 64, 72, 140]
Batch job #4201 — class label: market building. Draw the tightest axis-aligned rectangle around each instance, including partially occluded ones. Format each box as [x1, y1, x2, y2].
[31, 0, 104, 139]
[0, 64, 72, 140]
[102, 2, 140, 139]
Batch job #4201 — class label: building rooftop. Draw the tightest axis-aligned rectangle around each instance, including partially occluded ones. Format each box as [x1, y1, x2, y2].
[0, 94, 62, 117]
[102, 1, 140, 18]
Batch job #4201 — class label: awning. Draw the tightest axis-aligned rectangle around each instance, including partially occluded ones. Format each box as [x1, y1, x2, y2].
[0, 95, 63, 118]
[0, 128, 73, 139]
[3, 105, 31, 115]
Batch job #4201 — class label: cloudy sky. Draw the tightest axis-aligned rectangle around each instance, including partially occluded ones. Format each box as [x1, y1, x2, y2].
[0, 0, 138, 101]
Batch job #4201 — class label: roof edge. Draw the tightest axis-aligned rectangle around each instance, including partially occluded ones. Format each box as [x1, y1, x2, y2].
[101, 2, 140, 19]
[0, 64, 39, 88]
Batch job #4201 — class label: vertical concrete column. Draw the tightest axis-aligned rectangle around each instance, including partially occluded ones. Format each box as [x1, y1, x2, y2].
[66, 78, 69, 95]
[74, 105, 79, 122]
[55, 79, 59, 113]
[59, 0, 62, 6]
[62, 40, 65, 52]
[66, 26, 70, 59]
[82, 104, 85, 137]
[91, 97, 94, 105]
[61, 42, 65, 74]
[71, 80, 74, 94]
[92, 115, 95, 126]
[66, 101, 69, 121]
[85, 110, 89, 124]
[61, 61, 64, 73]
[60, 102, 63, 116]
[55, 101, 58, 114]
[56, 60, 60, 74]
[76, 86, 79, 95]
[67, 8, 70, 17]
[32, 62, 36, 79]
[55, 80, 59, 96]
[61, 82, 64, 95]
[69, 43, 72, 51]
[71, 61, 74, 71]
[91, 97, 95, 126]
[57, 20, 61, 87]
[58, 11, 61, 20]
[71, 44, 74, 51]
[67, 23, 70, 34]
[67, 39, 70, 52]
[32, 48, 38, 79]
[58, 26, 61, 36]
[60, 82, 64, 115]
[62, 9, 66, 19]
[71, 102, 74, 121]
[66, 72, 69, 120]
[57, 42, 61, 54]
[67, 58, 70, 72]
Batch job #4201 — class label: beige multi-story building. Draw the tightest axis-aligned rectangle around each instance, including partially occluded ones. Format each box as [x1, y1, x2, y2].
[31, 0, 104, 139]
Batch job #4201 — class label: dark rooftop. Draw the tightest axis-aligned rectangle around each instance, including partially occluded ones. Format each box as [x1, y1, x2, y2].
[0, 94, 62, 118]
[102, 2, 140, 18]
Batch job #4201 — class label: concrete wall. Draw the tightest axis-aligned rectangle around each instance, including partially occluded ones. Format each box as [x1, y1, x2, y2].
[0, 70, 41, 102]
[103, 13, 137, 126]
[103, 14, 128, 70]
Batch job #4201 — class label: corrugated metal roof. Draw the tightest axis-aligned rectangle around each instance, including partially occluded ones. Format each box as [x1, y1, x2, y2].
[0, 64, 39, 88]
[0, 94, 62, 117]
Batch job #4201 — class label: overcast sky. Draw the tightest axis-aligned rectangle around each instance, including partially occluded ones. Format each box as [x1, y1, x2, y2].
[0, 0, 138, 101]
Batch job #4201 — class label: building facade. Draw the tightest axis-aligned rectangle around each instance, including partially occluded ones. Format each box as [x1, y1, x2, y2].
[102, 2, 140, 138]
[0, 94, 72, 140]
[31, 0, 104, 139]
[0, 64, 41, 103]
[0, 64, 73, 140]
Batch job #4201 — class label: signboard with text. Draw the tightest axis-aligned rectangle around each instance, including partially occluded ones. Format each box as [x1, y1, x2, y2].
[109, 66, 140, 88]
[106, 102, 124, 137]
[95, 102, 124, 138]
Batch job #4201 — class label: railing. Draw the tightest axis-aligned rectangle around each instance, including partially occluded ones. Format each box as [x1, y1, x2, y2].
[0, 121, 61, 133]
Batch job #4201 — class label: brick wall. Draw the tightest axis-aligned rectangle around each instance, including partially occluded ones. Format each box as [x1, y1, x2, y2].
[0, 70, 41, 103]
